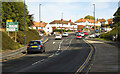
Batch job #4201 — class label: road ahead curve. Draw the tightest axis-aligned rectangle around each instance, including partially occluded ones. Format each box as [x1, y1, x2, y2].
[2, 35, 92, 73]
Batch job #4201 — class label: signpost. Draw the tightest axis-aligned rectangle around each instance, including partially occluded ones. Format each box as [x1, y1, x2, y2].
[6, 21, 18, 42]
[6, 22, 18, 31]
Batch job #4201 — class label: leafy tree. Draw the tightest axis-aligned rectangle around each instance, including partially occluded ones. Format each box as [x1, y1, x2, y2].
[113, 7, 120, 27]
[2, 2, 34, 31]
[84, 15, 95, 20]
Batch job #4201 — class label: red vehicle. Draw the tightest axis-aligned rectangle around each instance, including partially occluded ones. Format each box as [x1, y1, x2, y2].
[76, 35, 82, 39]
[84, 32, 88, 35]
[78, 30, 82, 33]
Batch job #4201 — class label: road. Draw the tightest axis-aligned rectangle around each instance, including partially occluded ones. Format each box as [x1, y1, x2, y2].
[2, 34, 92, 73]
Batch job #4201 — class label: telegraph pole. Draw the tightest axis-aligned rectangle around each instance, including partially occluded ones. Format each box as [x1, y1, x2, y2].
[24, 0, 26, 46]
[93, 4, 95, 33]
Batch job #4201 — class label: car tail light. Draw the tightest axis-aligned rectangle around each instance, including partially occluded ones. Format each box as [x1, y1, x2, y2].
[39, 45, 42, 47]
[27, 46, 29, 48]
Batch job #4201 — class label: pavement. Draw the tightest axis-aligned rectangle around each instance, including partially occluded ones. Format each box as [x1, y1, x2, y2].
[85, 39, 119, 72]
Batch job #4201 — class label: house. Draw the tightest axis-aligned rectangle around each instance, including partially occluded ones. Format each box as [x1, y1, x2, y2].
[75, 18, 101, 30]
[49, 19, 77, 31]
[98, 18, 113, 32]
[32, 21, 53, 34]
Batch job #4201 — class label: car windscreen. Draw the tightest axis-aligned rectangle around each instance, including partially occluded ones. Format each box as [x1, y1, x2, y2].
[29, 41, 41, 45]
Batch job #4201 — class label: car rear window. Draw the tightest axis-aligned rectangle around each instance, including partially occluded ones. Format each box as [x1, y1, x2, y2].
[29, 41, 41, 45]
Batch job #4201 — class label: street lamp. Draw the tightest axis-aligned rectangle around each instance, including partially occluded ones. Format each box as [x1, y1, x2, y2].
[39, 4, 41, 33]
[24, 0, 26, 46]
[93, 4, 95, 33]
[39, 4, 41, 23]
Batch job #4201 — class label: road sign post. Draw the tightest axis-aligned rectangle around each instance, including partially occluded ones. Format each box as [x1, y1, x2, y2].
[6, 22, 18, 42]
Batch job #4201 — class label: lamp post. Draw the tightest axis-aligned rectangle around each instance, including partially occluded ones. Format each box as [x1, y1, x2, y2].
[39, 4, 41, 33]
[39, 4, 41, 23]
[24, 0, 26, 46]
[93, 4, 95, 33]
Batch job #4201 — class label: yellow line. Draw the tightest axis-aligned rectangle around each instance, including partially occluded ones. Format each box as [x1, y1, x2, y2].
[75, 39, 94, 74]
[2, 54, 26, 62]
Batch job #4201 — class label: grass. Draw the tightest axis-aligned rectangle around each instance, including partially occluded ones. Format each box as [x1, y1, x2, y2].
[95, 38, 112, 42]
[2, 30, 42, 51]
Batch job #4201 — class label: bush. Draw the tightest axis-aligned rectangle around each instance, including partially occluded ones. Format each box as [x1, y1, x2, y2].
[100, 28, 120, 42]
[17, 30, 42, 45]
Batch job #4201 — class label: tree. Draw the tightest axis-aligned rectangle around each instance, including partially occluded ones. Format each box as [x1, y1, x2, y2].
[113, 7, 120, 27]
[2, 2, 34, 31]
[84, 15, 95, 20]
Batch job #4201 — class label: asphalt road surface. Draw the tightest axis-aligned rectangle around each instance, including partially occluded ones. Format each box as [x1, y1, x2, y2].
[2, 34, 91, 73]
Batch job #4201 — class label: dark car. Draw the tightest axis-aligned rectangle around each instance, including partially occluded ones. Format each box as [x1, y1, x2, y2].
[27, 40, 45, 53]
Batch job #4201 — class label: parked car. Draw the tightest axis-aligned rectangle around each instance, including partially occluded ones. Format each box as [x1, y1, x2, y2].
[39, 33, 43, 36]
[75, 32, 79, 36]
[78, 30, 82, 33]
[89, 34, 96, 38]
[62, 33, 69, 37]
[55, 34, 62, 40]
[27, 40, 45, 54]
[79, 32, 85, 37]
[95, 33, 101, 38]
[76, 35, 82, 39]
[83, 32, 88, 35]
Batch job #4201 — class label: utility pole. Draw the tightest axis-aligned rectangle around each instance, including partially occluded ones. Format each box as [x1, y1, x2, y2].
[93, 4, 95, 33]
[61, 12, 63, 19]
[24, 0, 26, 46]
[39, 4, 41, 33]
[39, 4, 41, 23]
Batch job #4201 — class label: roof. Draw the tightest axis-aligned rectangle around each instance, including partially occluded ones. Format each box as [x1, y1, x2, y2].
[75, 18, 98, 23]
[32, 21, 48, 27]
[49, 19, 77, 25]
[98, 19, 106, 22]
[107, 18, 113, 22]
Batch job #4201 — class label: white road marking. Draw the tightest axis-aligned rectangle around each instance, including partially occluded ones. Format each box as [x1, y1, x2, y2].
[48, 54, 54, 58]
[58, 39, 64, 50]
[53, 42, 55, 44]
[32, 59, 45, 65]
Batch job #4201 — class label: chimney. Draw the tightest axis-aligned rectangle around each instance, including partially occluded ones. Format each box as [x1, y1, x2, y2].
[61, 19, 63, 21]
[97, 18, 99, 21]
[69, 19, 71, 22]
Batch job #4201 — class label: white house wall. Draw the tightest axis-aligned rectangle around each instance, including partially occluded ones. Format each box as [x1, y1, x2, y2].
[44, 24, 53, 33]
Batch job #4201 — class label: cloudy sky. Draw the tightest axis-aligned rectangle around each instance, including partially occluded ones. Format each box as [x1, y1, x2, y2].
[25, 0, 119, 23]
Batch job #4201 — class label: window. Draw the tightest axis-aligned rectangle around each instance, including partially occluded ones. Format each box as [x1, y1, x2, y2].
[29, 41, 41, 45]
[47, 27, 49, 29]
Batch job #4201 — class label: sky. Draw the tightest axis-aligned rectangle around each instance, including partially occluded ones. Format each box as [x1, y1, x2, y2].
[25, 0, 119, 23]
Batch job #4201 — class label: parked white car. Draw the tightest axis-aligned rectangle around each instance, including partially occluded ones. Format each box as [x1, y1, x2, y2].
[79, 32, 85, 37]
[55, 34, 62, 40]
[89, 34, 96, 38]
[39, 33, 43, 36]
[62, 33, 69, 37]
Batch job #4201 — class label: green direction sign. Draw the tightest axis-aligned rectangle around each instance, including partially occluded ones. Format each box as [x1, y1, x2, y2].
[6, 22, 18, 31]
